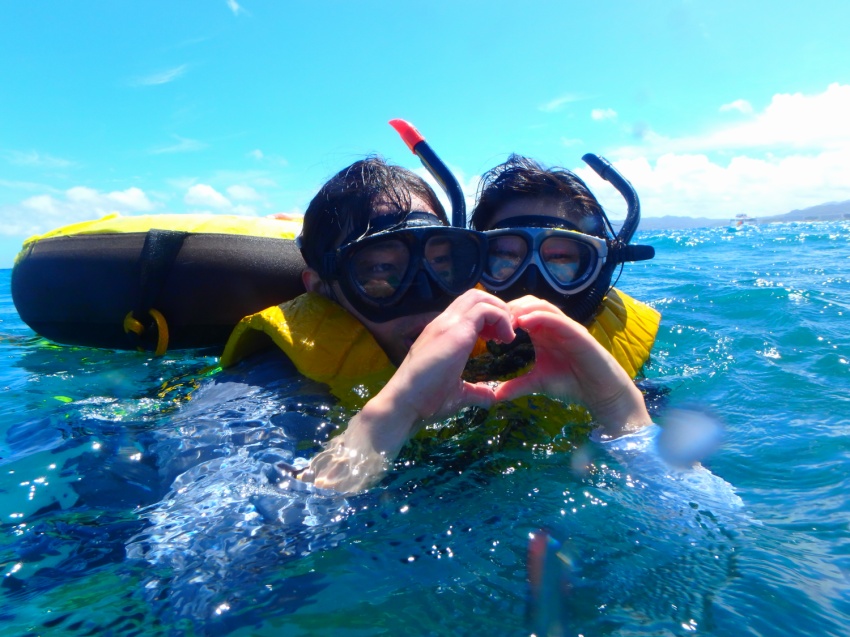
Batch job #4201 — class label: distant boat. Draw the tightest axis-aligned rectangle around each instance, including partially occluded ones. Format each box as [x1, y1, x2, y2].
[728, 214, 758, 232]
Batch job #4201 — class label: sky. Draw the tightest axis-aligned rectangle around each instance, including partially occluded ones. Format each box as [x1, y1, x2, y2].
[2, 0, 850, 267]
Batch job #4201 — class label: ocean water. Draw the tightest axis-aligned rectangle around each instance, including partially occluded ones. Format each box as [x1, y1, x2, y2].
[1, 220, 848, 636]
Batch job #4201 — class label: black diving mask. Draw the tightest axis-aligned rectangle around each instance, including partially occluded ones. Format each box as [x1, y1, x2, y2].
[322, 211, 487, 323]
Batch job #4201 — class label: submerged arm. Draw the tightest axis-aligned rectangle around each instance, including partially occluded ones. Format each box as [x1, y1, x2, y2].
[299, 290, 516, 493]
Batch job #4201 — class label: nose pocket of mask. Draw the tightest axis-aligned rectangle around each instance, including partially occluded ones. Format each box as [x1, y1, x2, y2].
[523, 263, 540, 290]
[413, 269, 434, 300]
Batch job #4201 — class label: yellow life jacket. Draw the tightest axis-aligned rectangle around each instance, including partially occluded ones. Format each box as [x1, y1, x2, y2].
[220, 289, 660, 413]
[587, 288, 660, 379]
[220, 293, 396, 408]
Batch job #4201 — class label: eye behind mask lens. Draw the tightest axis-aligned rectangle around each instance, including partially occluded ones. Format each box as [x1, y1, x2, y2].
[345, 229, 486, 306]
[351, 238, 411, 300]
[486, 234, 528, 282]
[422, 233, 486, 294]
[539, 236, 595, 286]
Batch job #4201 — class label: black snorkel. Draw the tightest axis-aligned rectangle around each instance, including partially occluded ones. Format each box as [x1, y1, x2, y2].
[389, 119, 466, 228]
[581, 153, 655, 264]
[539, 153, 654, 324]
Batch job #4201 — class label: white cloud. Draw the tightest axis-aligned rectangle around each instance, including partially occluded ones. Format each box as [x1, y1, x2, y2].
[591, 108, 617, 121]
[615, 83, 850, 158]
[4, 150, 74, 169]
[168, 171, 279, 213]
[232, 204, 258, 215]
[227, 0, 245, 16]
[131, 64, 189, 87]
[577, 148, 850, 220]
[539, 94, 584, 113]
[183, 184, 266, 216]
[226, 184, 261, 201]
[151, 136, 208, 154]
[184, 184, 231, 209]
[0, 187, 156, 237]
[719, 99, 753, 114]
[582, 83, 850, 220]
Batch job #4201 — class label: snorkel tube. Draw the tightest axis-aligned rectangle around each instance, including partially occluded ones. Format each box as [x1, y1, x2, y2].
[389, 119, 466, 228]
[549, 154, 654, 323]
[581, 153, 655, 263]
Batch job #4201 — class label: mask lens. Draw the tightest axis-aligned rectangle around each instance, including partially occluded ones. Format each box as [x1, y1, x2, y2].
[540, 236, 594, 285]
[486, 234, 529, 283]
[423, 233, 482, 293]
[350, 238, 411, 299]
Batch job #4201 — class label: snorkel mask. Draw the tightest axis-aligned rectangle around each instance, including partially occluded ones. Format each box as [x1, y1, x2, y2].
[321, 211, 486, 323]
[482, 154, 655, 324]
[319, 120, 484, 323]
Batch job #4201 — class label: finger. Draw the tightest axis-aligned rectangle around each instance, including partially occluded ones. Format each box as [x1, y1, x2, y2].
[478, 311, 517, 344]
[421, 291, 504, 337]
[516, 310, 593, 347]
[493, 371, 545, 404]
[459, 297, 517, 344]
[507, 295, 561, 317]
[452, 288, 511, 314]
[458, 381, 498, 409]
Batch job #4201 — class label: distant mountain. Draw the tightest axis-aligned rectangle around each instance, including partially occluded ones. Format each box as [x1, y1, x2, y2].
[760, 200, 850, 223]
[614, 199, 850, 231]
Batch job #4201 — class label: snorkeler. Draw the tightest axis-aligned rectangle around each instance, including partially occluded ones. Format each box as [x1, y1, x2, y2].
[469, 154, 661, 379]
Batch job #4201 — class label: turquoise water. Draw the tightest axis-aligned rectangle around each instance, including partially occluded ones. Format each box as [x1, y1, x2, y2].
[1, 221, 849, 636]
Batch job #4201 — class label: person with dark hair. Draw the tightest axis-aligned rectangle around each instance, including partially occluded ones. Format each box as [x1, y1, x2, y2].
[219, 156, 506, 491]
[470, 153, 661, 380]
[298, 156, 450, 290]
[293, 155, 518, 369]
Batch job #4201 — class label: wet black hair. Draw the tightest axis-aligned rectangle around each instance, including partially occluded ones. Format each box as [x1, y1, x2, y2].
[470, 154, 607, 238]
[298, 156, 447, 273]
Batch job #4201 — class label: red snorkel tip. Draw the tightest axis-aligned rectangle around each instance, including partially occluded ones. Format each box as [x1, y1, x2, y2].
[389, 119, 425, 152]
[389, 118, 467, 227]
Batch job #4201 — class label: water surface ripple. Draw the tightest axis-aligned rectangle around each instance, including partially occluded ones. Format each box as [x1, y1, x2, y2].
[0, 221, 848, 635]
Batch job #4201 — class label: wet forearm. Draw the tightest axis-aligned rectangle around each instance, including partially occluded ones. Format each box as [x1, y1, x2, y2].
[299, 390, 420, 493]
[587, 381, 652, 438]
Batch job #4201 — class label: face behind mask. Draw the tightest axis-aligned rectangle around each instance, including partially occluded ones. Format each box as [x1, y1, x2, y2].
[323, 212, 488, 323]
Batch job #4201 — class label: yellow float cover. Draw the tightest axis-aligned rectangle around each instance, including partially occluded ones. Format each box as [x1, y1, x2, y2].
[22, 213, 303, 247]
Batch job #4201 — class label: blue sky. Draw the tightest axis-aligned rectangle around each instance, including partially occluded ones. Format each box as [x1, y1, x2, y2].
[2, 0, 850, 266]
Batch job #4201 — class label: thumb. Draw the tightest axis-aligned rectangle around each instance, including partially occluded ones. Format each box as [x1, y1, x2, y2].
[493, 372, 543, 404]
[458, 381, 498, 410]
